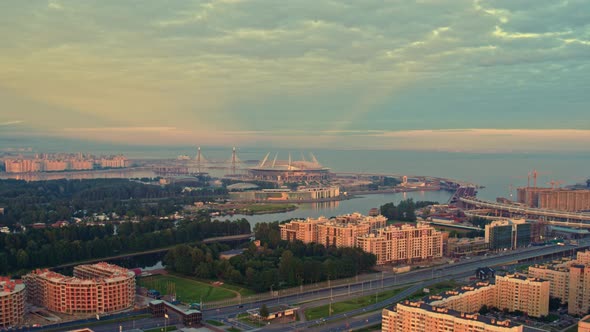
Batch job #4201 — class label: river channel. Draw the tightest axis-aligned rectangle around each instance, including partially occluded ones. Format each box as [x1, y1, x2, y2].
[221, 190, 453, 225]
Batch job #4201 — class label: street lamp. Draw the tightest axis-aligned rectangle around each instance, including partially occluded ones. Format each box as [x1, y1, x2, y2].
[163, 312, 169, 332]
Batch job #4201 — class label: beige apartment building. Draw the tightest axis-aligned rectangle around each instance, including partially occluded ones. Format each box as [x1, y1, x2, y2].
[428, 281, 497, 314]
[569, 264, 590, 316]
[495, 274, 549, 318]
[528, 264, 570, 302]
[316, 221, 370, 248]
[357, 223, 444, 265]
[382, 273, 550, 331]
[526, 250, 590, 315]
[279, 213, 386, 247]
[382, 301, 523, 332]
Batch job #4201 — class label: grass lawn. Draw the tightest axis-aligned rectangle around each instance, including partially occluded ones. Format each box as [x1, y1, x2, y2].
[563, 324, 578, 332]
[42, 314, 151, 332]
[406, 280, 460, 301]
[354, 324, 381, 332]
[237, 313, 266, 327]
[144, 326, 176, 332]
[206, 320, 225, 326]
[241, 203, 297, 214]
[139, 274, 236, 302]
[226, 327, 241, 332]
[208, 281, 257, 297]
[305, 288, 406, 321]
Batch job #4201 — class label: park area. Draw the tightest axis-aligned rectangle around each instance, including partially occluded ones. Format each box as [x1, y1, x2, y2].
[138, 274, 239, 303]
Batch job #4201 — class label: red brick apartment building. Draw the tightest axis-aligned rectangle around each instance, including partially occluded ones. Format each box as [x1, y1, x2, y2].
[23, 262, 135, 315]
[0, 277, 25, 328]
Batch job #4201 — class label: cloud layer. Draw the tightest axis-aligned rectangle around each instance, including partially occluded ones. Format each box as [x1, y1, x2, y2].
[0, 0, 588, 151]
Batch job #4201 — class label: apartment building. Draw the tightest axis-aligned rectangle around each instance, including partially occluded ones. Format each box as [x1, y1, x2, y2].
[316, 221, 371, 248]
[568, 264, 590, 316]
[357, 223, 444, 265]
[24, 263, 135, 315]
[0, 278, 25, 329]
[382, 301, 523, 332]
[495, 274, 550, 318]
[526, 250, 590, 315]
[279, 213, 386, 246]
[528, 264, 570, 302]
[382, 273, 551, 331]
[428, 281, 497, 314]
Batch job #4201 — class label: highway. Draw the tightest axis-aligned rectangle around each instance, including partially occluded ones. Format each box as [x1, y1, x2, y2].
[460, 197, 590, 222]
[204, 239, 590, 331]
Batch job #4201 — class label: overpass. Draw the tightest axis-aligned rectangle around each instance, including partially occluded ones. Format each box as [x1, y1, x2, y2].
[460, 197, 590, 223]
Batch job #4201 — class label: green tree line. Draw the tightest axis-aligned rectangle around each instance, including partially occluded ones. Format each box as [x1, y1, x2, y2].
[164, 222, 376, 292]
[380, 199, 438, 221]
[0, 178, 227, 227]
[0, 216, 250, 275]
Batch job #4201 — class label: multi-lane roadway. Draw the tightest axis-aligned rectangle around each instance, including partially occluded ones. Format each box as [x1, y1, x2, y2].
[204, 239, 590, 331]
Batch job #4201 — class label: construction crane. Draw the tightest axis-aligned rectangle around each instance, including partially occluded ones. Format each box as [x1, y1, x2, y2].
[547, 180, 564, 189]
[531, 169, 551, 188]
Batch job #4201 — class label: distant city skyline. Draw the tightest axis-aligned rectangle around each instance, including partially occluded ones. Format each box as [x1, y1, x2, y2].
[1, 1, 589, 152]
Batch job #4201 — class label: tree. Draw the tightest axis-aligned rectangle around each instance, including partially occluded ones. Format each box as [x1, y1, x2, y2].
[479, 305, 489, 315]
[549, 297, 562, 311]
[259, 304, 269, 319]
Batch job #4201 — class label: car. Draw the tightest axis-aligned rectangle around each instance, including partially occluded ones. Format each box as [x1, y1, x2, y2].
[238, 305, 244, 308]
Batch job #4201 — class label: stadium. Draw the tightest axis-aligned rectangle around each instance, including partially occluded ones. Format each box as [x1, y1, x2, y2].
[248, 153, 331, 182]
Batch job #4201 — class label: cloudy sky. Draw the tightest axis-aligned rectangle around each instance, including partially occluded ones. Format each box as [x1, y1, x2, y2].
[1, 0, 589, 152]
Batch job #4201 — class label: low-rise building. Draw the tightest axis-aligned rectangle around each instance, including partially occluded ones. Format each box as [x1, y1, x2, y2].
[446, 237, 489, 257]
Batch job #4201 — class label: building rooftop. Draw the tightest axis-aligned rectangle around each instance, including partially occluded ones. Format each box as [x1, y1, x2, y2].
[426, 281, 494, 303]
[0, 278, 25, 296]
[500, 273, 547, 283]
[396, 301, 519, 328]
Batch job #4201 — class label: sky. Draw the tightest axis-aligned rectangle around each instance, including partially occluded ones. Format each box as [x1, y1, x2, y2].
[0, 0, 589, 152]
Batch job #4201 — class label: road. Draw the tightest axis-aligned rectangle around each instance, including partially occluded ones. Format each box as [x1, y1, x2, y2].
[56, 240, 586, 332]
[204, 239, 589, 331]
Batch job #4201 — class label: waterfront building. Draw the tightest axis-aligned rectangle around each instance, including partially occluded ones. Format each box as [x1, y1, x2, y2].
[518, 187, 590, 212]
[248, 154, 330, 183]
[316, 221, 371, 248]
[280, 217, 327, 243]
[23, 262, 135, 314]
[229, 186, 340, 202]
[357, 223, 444, 265]
[382, 301, 523, 332]
[0, 277, 25, 329]
[279, 213, 386, 246]
[3, 154, 130, 173]
[485, 219, 531, 250]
